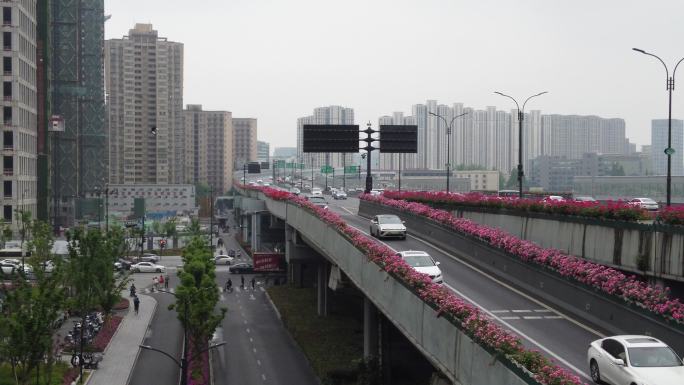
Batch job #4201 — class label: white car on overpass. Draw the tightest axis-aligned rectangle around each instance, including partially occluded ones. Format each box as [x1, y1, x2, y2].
[395, 251, 443, 284]
[587, 335, 684, 385]
[370, 214, 406, 239]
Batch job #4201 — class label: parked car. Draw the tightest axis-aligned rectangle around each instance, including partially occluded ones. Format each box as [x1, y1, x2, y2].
[0, 260, 17, 275]
[140, 253, 160, 263]
[332, 190, 348, 200]
[311, 187, 323, 196]
[629, 197, 659, 211]
[587, 335, 684, 385]
[230, 263, 254, 274]
[131, 262, 166, 273]
[395, 251, 443, 284]
[574, 196, 598, 203]
[214, 255, 234, 265]
[370, 214, 406, 239]
[370, 189, 383, 196]
[542, 195, 565, 203]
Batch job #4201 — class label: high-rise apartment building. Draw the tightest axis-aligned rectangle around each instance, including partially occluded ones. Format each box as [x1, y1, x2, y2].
[297, 106, 356, 170]
[50, 0, 106, 227]
[233, 118, 257, 169]
[651, 119, 684, 176]
[378, 100, 627, 177]
[183, 105, 233, 193]
[106, 24, 184, 185]
[257, 141, 269, 163]
[1, 1, 37, 230]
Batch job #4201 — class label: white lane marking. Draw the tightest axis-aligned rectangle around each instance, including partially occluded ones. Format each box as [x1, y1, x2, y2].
[534, 309, 553, 313]
[253, 348, 257, 353]
[250, 294, 256, 301]
[246, 328, 250, 333]
[249, 337, 253, 343]
[407, 233, 604, 338]
[241, 312, 245, 317]
[446, 282, 590, 380]
[490, 310, 510, 313]
[501, 316, 520, 320]
[260, 287, 265, 292]
[340, 206, 356, 216]
[545, 316, 563, 319]
[512, 310, 530, 313]
[257, 359, 261, 366]
[220, 294, 225, 301]
[261, 374, 266, 381]
[523, 316, 543, 320]
[243, 320, 248, 324]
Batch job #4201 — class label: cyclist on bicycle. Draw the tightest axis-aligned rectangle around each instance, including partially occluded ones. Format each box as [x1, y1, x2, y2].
[225, 278, 233, 292]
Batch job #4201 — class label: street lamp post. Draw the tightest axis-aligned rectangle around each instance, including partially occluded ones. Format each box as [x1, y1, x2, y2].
[633, 48, 684, 207]
[209, 186, 214, 252]
[494, 91, 548, 199]
[428, 111, 469, 193]
[311, 155, 314, 190]
[105, 183, 109, 233]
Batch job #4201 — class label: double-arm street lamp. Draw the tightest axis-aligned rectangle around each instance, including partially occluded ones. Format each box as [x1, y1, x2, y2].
[632, 48, 684, 207]
[494, 91, 548, 198]
[142, 288, 225, 385]
[428, 111, 469, 193]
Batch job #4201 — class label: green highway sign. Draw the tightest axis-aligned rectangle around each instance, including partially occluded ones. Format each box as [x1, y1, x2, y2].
[286, 162, 295, 169]
[344, 166, 359, 173]
[321, 166, 333, 174]
[275, 160, 286, 168]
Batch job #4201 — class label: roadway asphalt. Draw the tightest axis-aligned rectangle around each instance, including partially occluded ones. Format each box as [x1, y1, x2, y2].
[128, 270, 183, 385]
[326, 196, 603, 381]
[212, 215, 319, 385]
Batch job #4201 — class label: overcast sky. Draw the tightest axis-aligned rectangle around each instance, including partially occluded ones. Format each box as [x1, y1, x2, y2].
[104, 0, 684, 149]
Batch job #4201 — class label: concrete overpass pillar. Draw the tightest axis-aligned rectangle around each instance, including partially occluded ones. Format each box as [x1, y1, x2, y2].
[251, 213, 261, 252]
[364, 297, 379, 359]
[241, 215, 249, 243]
[317, 260, 328, 316]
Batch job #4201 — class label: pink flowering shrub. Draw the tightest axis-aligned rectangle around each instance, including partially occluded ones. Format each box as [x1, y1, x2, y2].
[90, 315, 123, 352]
[361, 193, 684, 324]
[382, 190, 651, 222]
[239, 184, 583, 385]
[656, 205, 684, 226]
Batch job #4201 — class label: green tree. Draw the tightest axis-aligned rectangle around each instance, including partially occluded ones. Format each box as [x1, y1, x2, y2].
[0, 220, 66, 385]
[0, 223, 12, 248]
[174, 236, 225, 382]
[505, 168, 519, 189]
[187, 219, 202, 237]
[609, 162, 625, 176]
[151, 221, 162, 236]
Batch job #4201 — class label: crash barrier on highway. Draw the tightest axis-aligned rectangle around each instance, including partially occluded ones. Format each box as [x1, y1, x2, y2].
[403, 201, 683, 283]
[237, 186, 582, 385]
[358, 199, 684, 356]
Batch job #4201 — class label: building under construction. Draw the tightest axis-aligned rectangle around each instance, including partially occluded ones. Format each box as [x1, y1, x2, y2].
[49, 0, 106, 227]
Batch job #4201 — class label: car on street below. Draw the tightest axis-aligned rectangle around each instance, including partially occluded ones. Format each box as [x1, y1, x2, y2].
[311, 187, 323, 196]
[140, 253, 160, 263]
[370, 214, 407, 239]
[396, 251, 443, 284]
[131, 262, 166, 273]
[629, 197, 659, 211]
[542, 195, 566, 203]
[574, 196, 598, 203]
[290, 187, 301, 195]
[587, 335, 684, 385]
[370, 189, 383, 196]
[230, 263, 254, 274]
[0, 260, 17, 275]
[214, 255, 234, 265]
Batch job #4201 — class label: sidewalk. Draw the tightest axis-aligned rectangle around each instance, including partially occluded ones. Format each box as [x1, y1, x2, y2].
[86, 294, 157, 385]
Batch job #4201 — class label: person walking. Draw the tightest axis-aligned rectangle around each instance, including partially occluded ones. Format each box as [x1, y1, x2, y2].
[164, 273, 170, 289]
[152, 276, 158, 292]
[251, 277, 256, 290]
[240, 275, 245, 290]
[130, 283, 136, 297]
[225, 278, 233, 293]
[133, 295, 140, 315]
[158, 274, 164, 289]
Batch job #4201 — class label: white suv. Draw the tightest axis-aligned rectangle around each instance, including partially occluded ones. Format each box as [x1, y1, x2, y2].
[370, 215, 406, 239]
[395, 251, 443, 284]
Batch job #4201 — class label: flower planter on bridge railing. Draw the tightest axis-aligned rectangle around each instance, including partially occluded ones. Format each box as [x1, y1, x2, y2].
[360, 194, 684, 326]
[237, 184, 583, 385]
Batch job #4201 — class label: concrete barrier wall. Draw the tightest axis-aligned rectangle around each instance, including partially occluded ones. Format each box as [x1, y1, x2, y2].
[360, 200, 684, 356]
[450, 208, 684, 282]
[238, 189, 536, 385]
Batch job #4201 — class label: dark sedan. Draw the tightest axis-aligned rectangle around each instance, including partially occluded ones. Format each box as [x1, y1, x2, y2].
[230, 263, 254, 274]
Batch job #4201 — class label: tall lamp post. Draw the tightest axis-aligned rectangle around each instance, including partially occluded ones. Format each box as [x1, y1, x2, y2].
[633, 48, 684, 207]
[494, 91, 548, 198]
[428, 111, 469, 193]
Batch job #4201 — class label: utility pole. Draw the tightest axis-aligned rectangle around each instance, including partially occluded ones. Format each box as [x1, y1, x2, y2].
[210, 186, 214, 252]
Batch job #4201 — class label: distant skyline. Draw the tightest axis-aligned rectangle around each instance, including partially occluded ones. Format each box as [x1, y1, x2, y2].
[104, 0, 684, 149]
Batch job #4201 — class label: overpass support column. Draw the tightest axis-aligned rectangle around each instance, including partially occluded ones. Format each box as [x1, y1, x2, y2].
[241, 215, 249, 243]
[317, 260, 328, 316]
[251, 213, 261, 252]
[364, 297, 379, 359]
